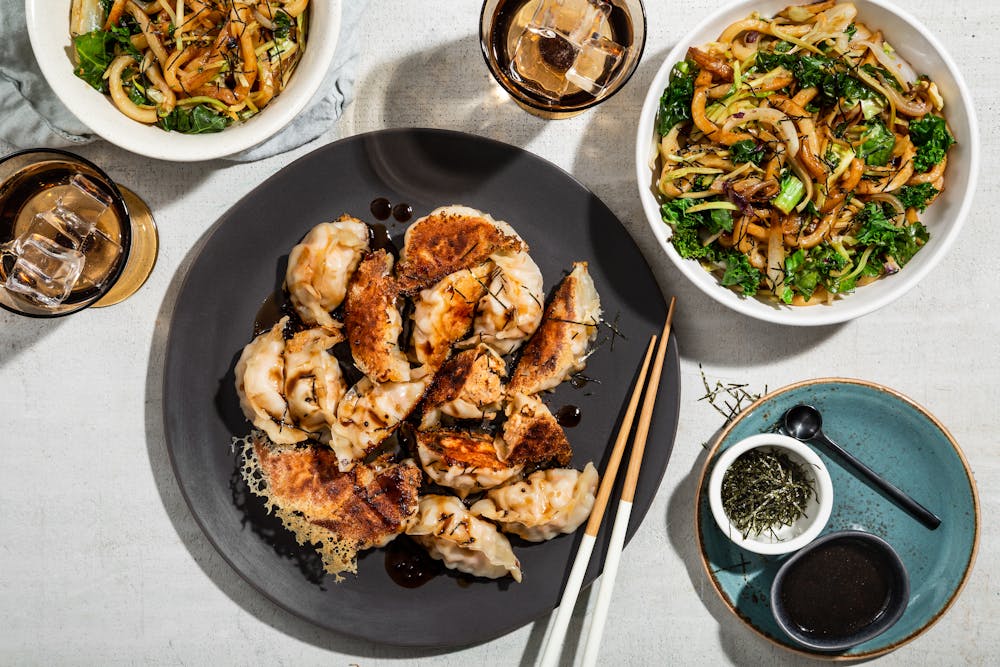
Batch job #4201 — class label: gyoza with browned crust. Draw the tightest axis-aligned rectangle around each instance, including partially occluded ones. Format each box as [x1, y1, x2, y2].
[508, 262, 602, 396]
[242, 436, 422, 579]
[344, 249, 411, 383]
[497, 392, 573, 468]
[415, 429, 523, 498]
[420, 344, 507, 429]
[395, 205, 524, 293]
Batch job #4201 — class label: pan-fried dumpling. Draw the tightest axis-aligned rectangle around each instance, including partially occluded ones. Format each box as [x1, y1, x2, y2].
[415, 429, 523, 498]
[420, 344, 506, 429]
[464, 240, 544, 356]
[344, 249, 411, 383]
[285, 216, 369, 327]
[410, 262, 492, 371]
[496, 392, 573, 467]
[329, 370, 432, 471]
[508, 262, 602, 396]
[240, 435, 422, 579]
[407, 495, 522, 582]
[234, 317, 309, 444]
[283, 326, 346, 438]
[471, 463, 599, 542]
[396, 205, 524, 293]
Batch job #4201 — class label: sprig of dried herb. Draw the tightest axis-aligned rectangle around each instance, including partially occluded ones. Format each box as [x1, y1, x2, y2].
[698, 364, 767, 422]
[721, 449, 815, 538]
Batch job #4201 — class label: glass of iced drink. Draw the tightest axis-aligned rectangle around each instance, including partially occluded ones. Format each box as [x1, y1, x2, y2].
[480, 0, 646, 118]
[0, 149, 158, 317]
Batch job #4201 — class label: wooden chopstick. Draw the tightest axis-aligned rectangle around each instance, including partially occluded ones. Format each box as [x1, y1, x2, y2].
[537, 334, 659, 667]
[539, 297, 676, 667]
[580, 297, 675, 667]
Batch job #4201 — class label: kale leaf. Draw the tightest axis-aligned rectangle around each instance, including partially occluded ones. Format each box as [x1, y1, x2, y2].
[720, 252, 763, 295]
[909, 115, 954, 172]
[657, 61, 696, 134]
[754, 50, 875, 108]
[856, 202, 929, 266]
[157, 105, 232, 134]
[896, 183, 939, 212]
[730, 139, 766, 166]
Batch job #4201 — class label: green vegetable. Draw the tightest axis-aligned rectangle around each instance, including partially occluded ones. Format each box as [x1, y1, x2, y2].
[896, 183, 939, 212]
[273, 10, 294, 38]
[909, 115, 954, 172]
[721, 448, 816, 538]
[708, 208, 734, 234]
[720, 252, 763, 295]
[772, 175, 805, 214]
[157, 105, 233, 134]
[661, 198, 716, 260]
[858, 119, 895, 166]
[754, 50, 876, 108]
[856, 202, 929, 266]
[73, 31, 114, 91]
[730, 139, 765, 166]
[784, 244, 848, 300]
[845, 23, 857, 40]
[657, 61, 696, 134]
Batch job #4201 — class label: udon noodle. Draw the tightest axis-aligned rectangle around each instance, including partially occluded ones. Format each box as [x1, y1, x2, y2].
[70, 0, 309, 132]
[654, 0, 954, 305]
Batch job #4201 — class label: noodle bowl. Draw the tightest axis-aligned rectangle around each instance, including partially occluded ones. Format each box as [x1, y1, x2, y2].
[69, 1, 310, 133]
[635, 0, 976, 324]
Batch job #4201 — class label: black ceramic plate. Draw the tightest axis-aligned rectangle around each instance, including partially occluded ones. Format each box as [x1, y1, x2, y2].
[163, 128, 680, 647]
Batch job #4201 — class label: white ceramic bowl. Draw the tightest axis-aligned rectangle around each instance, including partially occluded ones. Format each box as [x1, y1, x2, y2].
[635, 0, 979, 326]
[25, 1, 342, 162]
[708, 433, 833, 555]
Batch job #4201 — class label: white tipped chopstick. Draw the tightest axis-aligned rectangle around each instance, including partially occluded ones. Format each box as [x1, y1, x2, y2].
[580, 298, 675, 667]
[538, 298, 675, 667]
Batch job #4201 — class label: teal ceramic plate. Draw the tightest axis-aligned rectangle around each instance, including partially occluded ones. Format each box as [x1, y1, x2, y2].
[695, 378, 980, 659]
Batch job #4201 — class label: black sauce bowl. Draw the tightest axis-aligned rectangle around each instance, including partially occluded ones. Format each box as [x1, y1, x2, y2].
[770, 530, 910, 652]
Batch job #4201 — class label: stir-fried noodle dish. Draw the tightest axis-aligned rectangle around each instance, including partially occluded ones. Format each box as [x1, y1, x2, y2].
[654, 0, 955, 305]
[70, 0, 309, 133]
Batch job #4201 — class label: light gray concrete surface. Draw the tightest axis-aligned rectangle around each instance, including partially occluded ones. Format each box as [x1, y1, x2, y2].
[1, 1, 996, 664]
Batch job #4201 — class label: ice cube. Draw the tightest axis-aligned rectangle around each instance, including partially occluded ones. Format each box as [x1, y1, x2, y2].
[509, 0, 624, 100]
[19, 208, 95, 252]
[76, 225, 122, 291]
[3, 233, 85, 306]
[565, 34, 625, 95]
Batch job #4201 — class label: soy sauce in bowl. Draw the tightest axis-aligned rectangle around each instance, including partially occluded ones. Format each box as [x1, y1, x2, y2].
[771, 530, 910, 652]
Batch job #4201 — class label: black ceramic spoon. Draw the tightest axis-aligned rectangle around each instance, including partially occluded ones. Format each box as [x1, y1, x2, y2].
[783, 404, 941, 530]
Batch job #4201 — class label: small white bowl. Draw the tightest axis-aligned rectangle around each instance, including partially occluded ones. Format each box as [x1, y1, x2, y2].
[708, 433, 833, 555]
[634, 0, 979, 326]
[25, 1, 342, 162]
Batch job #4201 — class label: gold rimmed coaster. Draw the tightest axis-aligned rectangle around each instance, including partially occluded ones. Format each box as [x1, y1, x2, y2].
[94, 185, 158, 308]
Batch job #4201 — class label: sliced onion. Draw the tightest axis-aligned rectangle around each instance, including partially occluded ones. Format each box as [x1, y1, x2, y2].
[766, 218, 786, 295]
[858, 38, 918, 90]
[722, 107, 800, 158]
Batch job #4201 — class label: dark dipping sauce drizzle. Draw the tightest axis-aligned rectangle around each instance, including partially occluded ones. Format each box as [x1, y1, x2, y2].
[556, 405, 581, 427]
[384, 537, 442, 588]
[779, 538, 894, 639]
[370, 197, 392, 221]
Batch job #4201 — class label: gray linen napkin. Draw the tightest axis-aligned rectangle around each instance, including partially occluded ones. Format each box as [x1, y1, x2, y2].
[0, 1, 365, 161]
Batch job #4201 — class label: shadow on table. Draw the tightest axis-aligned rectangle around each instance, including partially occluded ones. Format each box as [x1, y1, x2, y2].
[665, 428, 855, 666]
[353, 33, 549, 148]
[571, 46, 844, 365]
[142, 230, 455, 659]
[0, 313, 65, 369]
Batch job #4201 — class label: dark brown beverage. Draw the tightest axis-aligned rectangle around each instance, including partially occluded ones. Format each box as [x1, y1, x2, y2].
[481, 0, 645, 117]
[0, 150, 132, 317]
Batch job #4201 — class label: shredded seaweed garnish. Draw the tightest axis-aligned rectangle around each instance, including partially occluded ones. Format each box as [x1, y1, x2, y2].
[721, 449, 815, 539]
